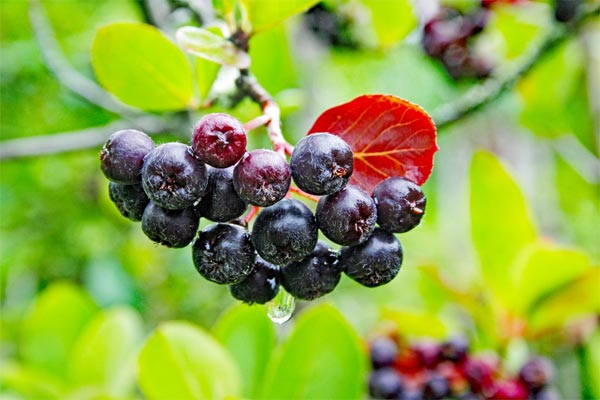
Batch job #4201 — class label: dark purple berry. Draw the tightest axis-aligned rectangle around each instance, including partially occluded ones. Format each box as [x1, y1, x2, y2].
[229, 257, 279, 304]
[141, 202, 198, 248]
[423, 373, 451, 400]
[290, 132, 354, 195]
[192, 113, 247, 168]
[368, 367, 404, 399]
[192, 223, 256, 284]
[369, 337, 399, 370]
[233, 150, 291, 207]
[316, 185, 377, 245]
[339, 228, 402, 287]
[440, 336, 469, 363]
[141, 143, 208, 210]
[533, 387, 560, 400]
[280, 241, 340, 300]
[108, 182, 149, 222]
[196, 166, 248, 222]
[519, 356, 555, 392]
[100, 129, 154, 184]
[413, 342, 442, 369]
[400, 389, 423, 400]
[463, 357, 497, 395]
[372, 177, 426, 233]
[251, 198, 318, 265]
[554, 0, 581, 22]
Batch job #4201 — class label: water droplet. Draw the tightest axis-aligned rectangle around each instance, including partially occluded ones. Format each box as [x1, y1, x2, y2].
[266, 288, 296, 324]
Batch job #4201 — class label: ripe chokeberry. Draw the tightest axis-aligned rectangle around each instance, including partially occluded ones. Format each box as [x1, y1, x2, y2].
[439, 336, 469, 363]
[280, 241, 340, 300]
[141, 202, 198, 248]
[368, 367, 404, 399]
[191, 113, 247, 168]
[108, 182, 149, 222]
[196, 166, 248, 222]
[369, 337, 399, 370]
[100, 129, 154, 184]
[251, 198, 318, 265]
[518, 356, 555, 392]
[141, 143, 208, 210]
[423, 373, 451, 400]
[229, 256, 280, 304]
[233, 149, 291, 207]
[372, 177, 426, 233]
[192, 223, 256, 285]
[290, 132, 354, 195]
[490, 379, 529, 400]
[339, 228, 403, 287]
[316, 184, 377, 245]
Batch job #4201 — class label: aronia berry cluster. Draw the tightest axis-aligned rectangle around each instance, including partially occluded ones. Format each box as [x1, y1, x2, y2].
[100, 113, 426, 305]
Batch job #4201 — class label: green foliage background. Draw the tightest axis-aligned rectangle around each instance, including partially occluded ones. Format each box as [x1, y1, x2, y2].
[1, 0, 598, 399]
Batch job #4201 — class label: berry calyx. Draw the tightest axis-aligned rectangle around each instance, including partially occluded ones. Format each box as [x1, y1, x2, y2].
[192, 113, 247, 168]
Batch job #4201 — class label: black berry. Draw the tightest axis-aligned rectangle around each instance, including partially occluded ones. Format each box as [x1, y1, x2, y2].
[108, 182, 149, 222]
[439, 336, 469, 363]
[370, 337, 399, 370]
[229, 256, 280, 304]
[233, 149, 291, 207]
[280, 241, 341, 300]
[251, 198, 318, 265]
[191, 113, 247, 168]
[290, 132, 354, 195]
[192, 223, 256, 285]
[368, 367, 404, 399]
[423, 373, 451, 400]
[316, 185, 377, 245]
[141, 143, 208, 210]
[100, 129, 154, 184]
[196, 166, 248, 222]
[554, 0, 581, 22]
[339, 228, 403, 287]
[372, 177, 426, 233]
[141, 202, 198, 248]
[519, 356, 555, 392]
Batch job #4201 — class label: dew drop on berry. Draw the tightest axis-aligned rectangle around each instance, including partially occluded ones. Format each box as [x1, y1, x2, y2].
[265, 288, 296, 324]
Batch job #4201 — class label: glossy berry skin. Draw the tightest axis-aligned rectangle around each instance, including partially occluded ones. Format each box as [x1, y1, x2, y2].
[141, 202, 198, 248]
[316, 185, 377, 246]
[518, 356, 555, 392]
[463, 357, 497, 395]
[372, 177, 426, 233]
[229, 257, 279, 304]
[100, 129, 154, 184]
[339, 228, 402, 287]
[108, 182, 149, 222]
[423, 373, 451, 400]
[192, 223, 256, 285]
[192, 113, 247, 168]
[369, 337, 399, 370]
[280, 241, 340, 300]
[368, 367, 404, 399]
[233, 150, 291, 207]
[196, 166, 247, 222]
[251, 198, 318, 265]
[141, 143, 208, 210]
[290, 132, 354, 195]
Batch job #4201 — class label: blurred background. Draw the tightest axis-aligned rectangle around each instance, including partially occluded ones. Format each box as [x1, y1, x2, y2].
[1, 0, 598, 399]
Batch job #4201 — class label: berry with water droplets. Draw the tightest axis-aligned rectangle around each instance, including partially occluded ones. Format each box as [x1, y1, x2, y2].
[372, 177, 426, 233]
[192, 113, 247, 168]
[141, 202, 198, 248]
[100, 129, 154, 184]
[229, 257, 280, 304]
[108, 182, 149, 221]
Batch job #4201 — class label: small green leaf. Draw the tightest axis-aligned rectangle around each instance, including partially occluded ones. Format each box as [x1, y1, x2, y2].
[362, 0, 418, 48]
[380, 308, 448, 339]
[242, 0, 320, 33]
[195, 57, 221, 101]
[583, 330, 600, 399]
[176, 26, 250, 68]
[213, 305, 276, 398]
[69, 307, 144, 397]
[0, 361, 65, 400]
[138, 321, 240, 400]
[20, 282, 98, 379]
[261, 304, 367, 399]
[509, 243, 592, 314]
[92, 22, 194, 111]
[470, 151, 537, 305]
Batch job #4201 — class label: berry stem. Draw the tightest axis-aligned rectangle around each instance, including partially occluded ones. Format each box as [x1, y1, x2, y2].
[243, 114, 272, 132]
[244, 205, 260, 223]
[289, 186, 320, 203]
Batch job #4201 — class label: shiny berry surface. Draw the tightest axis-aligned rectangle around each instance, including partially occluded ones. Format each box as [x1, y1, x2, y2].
[192, 113, 247, 168]
[372, 177, 426, 233]
[100, 129, 154, 184]
[141, 202, 198, 248]
[229, 256, 279, 304]
[196, 166, 247, 222]
[108, 182, 149, 222]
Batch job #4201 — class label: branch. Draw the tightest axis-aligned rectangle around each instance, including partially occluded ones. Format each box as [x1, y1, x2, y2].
[433, 5, 599, 129]
[0, 116, 172, 160]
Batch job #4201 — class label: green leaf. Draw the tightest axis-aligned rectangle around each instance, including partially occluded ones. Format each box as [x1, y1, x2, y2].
[20, 282, 98, 379]
[528, 268, 600, 334]
[195, 57, 221, 101]
[0, 361, 65, 400]
[242, 0, 320, 33]
[362, 0, 418, 48]
[261, 304, 367, 399]
[583, 330, 600, 399]
[509, 243, 592, 315]
[176, 26, 250, 68]
[138, 321, 240, 400]
[92, 22, 194, 111]
[69, 307, 144, 397]
[213, 305, 276, 398]
[380, 308, 448, 339]
[469, 151, 537, 305]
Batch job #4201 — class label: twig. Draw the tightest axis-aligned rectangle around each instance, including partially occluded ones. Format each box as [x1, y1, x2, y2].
[28, 0, 139, 118]
[243, 114, 272, 132]
[288, 186, 320, 203]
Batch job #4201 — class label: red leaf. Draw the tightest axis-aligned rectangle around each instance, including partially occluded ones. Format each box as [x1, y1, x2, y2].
[308, 94, 438, 193]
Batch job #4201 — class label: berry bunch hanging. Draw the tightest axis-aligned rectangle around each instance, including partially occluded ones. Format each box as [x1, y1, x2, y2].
[100, 94, 438, 307]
